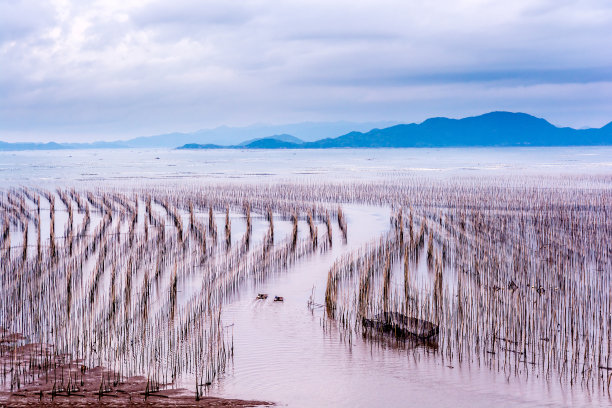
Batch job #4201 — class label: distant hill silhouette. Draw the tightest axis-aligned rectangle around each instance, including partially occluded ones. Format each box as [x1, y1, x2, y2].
[178, 112, 612, 149]
[177, 135, 304, 150]
[110, 121, 394, 148]
[240, 138, 302, 149]
[178, 143, 224, 149]
[2, 112, 610, 151]
[237, 134, 303, 146]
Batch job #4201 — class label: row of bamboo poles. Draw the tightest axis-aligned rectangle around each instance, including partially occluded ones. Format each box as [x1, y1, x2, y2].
[0, 186, 339, 400]
[325, 179, 611, 392]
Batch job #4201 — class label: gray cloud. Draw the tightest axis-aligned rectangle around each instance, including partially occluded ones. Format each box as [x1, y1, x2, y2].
[291, 67, 612, 87]
[0, 0, 611, 142]
[0, 0, 56, 42]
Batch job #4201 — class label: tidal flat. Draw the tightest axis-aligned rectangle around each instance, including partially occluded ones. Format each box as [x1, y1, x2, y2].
[0, 148, 610, 407]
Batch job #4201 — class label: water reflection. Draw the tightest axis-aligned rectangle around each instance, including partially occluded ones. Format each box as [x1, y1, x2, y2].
[209, 204, 609, 407]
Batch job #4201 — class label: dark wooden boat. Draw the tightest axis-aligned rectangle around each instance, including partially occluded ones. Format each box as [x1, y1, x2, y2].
[362, 312, 438, 340]
[256, 293, 268, 300]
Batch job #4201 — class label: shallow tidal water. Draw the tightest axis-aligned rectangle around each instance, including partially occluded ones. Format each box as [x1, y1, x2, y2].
[1, 146, 611, 187]
[1, 147, 611, 407]
[210, 204, 610, 408]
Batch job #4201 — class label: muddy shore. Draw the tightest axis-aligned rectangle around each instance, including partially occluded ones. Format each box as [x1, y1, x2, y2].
[0, 333, 272, 408]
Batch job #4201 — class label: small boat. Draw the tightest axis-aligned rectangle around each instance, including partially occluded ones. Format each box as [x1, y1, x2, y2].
[362, 312, 438, 340]
[273, 296, 284, 302]
[256, 293, 268, 300]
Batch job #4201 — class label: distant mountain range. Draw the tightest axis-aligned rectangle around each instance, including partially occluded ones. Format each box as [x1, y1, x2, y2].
[236, 134, 303, 146]
[2, 113, 611, 151]
[179, 112, 612, 149]
[0, 121, 395, 151]
[179, 135, 307, 150]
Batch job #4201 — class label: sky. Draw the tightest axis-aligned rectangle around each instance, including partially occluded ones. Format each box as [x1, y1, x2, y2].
[0, 0, 611, 142]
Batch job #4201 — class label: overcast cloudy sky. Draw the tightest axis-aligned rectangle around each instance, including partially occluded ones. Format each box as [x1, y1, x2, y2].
[1, 0, 611, 142]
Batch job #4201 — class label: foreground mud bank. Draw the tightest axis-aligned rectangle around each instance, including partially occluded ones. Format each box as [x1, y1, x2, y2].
[0, 332, 271, 408]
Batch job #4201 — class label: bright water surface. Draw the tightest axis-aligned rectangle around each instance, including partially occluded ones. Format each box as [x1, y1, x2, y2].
[1, 146, 611, 186]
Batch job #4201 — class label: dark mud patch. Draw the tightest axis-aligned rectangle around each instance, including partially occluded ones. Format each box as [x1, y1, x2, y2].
[0, 333, 272, 407]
